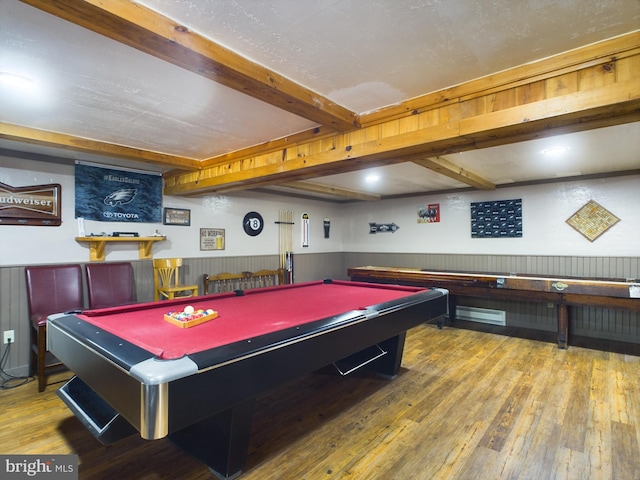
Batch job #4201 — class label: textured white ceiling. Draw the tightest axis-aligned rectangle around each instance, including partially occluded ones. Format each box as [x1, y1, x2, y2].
[1, 0, 639, 199]
[138, 0, 638, 114]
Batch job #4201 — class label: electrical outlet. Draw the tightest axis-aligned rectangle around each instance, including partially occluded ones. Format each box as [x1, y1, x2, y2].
[3, 330, 15, 345]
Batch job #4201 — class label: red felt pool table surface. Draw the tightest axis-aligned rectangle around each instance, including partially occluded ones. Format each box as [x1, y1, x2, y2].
[80, 280, 426, 360]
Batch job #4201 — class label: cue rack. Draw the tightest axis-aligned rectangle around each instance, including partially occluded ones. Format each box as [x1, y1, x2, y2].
[277, 210, 294, 284]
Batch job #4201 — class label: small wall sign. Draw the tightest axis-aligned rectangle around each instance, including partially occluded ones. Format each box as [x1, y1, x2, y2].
[200, 228, 225, 250]
[243, 211, 264, 236]
[417, 204, 440, 223]
[301, 212, 309, 247]
[163, 208, 191, 226]
[369, 222, 400, 234]
[0, 181, 62, 226]
[323, 217, 330, 238]
[566, 199, 620, 242]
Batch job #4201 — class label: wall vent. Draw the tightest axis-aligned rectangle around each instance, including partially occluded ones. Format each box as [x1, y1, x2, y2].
[454, 306, 506, 326]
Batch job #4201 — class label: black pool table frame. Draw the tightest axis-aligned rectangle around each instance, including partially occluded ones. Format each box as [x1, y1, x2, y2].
[48, 280, 448, 479]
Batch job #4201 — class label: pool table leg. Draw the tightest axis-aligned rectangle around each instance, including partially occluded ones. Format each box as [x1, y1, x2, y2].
[369, 333, 407, 379]
[436, 294, 456, 329]
[169, 398, 255, 480]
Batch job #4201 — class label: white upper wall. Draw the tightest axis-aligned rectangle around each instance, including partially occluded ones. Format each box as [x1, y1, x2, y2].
[343, 174, 640, 256]
[1, 154, 638, 266]
[0, 156, 344, 265]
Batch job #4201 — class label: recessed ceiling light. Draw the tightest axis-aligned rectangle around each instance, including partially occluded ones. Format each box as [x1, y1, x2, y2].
[0, 72, 35, 89]
[541, 146, 569, 157]
[365, 173, 380, 183]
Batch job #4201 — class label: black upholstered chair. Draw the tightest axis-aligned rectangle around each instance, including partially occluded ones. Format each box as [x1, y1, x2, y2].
[25, 264, 83, 392]
[85, 262, 135, 309]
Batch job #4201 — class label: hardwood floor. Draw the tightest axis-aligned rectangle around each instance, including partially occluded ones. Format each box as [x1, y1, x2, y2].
[1, 323, 639, 479]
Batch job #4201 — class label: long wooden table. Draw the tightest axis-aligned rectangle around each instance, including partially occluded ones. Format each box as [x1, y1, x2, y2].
[348, 266, 640, 349]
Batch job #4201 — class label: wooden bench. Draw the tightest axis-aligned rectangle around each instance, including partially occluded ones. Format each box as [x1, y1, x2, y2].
[203, 269, 285, 294]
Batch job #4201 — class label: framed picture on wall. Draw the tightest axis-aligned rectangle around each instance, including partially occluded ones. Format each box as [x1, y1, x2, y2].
[200, 228, 225, 250]
[163, 208, 191, 226]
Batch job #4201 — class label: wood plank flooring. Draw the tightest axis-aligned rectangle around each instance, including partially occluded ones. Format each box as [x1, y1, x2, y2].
[1, 323, 639, 479]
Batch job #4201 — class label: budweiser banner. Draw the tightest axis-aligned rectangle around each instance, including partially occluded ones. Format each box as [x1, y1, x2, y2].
[75, 162, 162, 223]
[0, 181, 61, 226]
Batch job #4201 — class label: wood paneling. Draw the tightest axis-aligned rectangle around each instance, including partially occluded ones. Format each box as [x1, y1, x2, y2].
[1, 253, 637, 377]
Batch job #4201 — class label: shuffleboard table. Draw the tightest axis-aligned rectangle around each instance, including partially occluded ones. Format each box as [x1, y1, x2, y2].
[348, 266, 640, 349]
[47, 279, 448, 479]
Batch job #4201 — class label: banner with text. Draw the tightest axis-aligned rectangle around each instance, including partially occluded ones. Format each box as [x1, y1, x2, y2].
[75, 162, 162, 223]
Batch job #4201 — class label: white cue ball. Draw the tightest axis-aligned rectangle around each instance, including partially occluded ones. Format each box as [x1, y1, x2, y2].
[183, 305, 195, 314]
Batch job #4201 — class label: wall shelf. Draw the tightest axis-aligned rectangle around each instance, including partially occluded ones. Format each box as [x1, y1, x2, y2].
[75, 236, 166, 262]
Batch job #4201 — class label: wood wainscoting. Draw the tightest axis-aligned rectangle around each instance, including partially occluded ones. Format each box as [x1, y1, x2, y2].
[1, 323, 638, 479]
[342, 253, 640, 347]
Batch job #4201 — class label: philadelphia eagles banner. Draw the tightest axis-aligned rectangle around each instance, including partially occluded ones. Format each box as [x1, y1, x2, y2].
[75, 162, 162, 223]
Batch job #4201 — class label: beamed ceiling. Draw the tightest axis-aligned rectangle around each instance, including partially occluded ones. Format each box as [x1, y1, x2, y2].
[1, 0, 639, 202]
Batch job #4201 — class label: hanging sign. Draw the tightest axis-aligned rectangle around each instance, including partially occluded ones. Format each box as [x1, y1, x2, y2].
[301, 212, 309, 247]
[74, 162, 162, 223]
[0, 181, 61, 226]
[323, 217, 331, 238]
[417, 204, 440, 223]
[369, 222, 400, 234]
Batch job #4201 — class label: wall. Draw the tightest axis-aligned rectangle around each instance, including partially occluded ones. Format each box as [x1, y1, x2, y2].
[1, 154, 638, 377]
[3, 156, 638, 264]
[338, 176, 639, 347]
[0, 156, 344, 265]
[342, 175, 640, 257]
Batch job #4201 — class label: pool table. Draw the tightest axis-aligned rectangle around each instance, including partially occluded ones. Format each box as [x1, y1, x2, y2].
[48, 279, 448, 479]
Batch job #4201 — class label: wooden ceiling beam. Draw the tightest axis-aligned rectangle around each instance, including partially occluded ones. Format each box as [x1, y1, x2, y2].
[280, 181, 381, 201]
[410, 156, 495, 190]
[361, 33, 640, 127]
[164, 76, 640, 195]
[0, 123, 200, 170]
[20, 0, 360, 131]
[161, 32, 639, 197]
